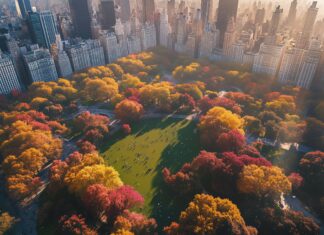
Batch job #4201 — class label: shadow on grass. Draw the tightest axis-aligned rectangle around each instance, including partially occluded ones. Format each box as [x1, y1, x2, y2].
[150, 121, 201, 233]
[100, 118, 201, 233]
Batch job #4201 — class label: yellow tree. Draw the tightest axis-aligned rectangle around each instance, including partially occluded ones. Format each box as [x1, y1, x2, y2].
[237, 165, 292, 199]
[82, 78, 118, 102]
[164, 194, 256, 235]
[64, 164, 123, 195]
[198, 107, 245, 149]
[119, 74, 144, 91]
[115, 99, 144, 123]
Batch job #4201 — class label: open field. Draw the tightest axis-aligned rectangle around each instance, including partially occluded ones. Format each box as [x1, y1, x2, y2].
[100, 117, 201, 230]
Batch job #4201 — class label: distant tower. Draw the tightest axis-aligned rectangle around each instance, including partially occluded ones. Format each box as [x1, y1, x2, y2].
[17, 0, 32, 18]
[116, 0, 131, 23]
[268, 6, 283, 36]
[216, 0, 239, 48]
[201, 0, 213, 28]
[99, 0, 116, 30]
[286, 0, 297, 27]
[297, 1, 318, 49]
[167, 0, 176, 26]
[142, 0, 155, 24]
[255, 8, 265, 25]
[223, 17, 236, 57]
[68, 0, 93, 39]
[29, 11, 60, 49]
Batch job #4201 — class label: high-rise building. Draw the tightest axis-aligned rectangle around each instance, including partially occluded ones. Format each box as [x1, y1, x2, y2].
[116, 0, 131, 23]
[23, 48, 58, 83]
[159, 10, 170, 47]
[99, 0, 116, 31]
[229, 41, 245, 64]
[201, 0, 213, 28]
[252, 43, 284, 76]
[17, 0, 32, 18]
[69, 0, 93, 39]
[142, 0, 155, 24]
[127, 35, 141, 54]
[29, 11, 60, 49]
[216, 0, 238, 48]
[255, 8, 265, 25]
[296, 1, 318, 49]
[66, 43, 91, 71]
[86, 39, 105, 67]
[0, 53, 21, 94]
[66, 39, 105, 71]
[268, 6, 283, 36]
[279, 39, 321, 89]
[167, 0, 176, 26]
[185, 33, 196, 57]
[175, 13, 187, 53]
[55, 51, 73, 77]
[286, 0, 297, 27]
[199, 26, 219, 58]
[100, 31, 121, 63]
[223, 17, 236, 57]
[141, 23, 157, 50]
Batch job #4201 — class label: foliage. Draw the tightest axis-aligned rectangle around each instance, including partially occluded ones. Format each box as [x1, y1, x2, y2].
[164, 194, 256, 235]
[198, 107, 245, 149]
[237, 165, 291, 199]
[0, 212, 15, 234]
[115, 99, 144, 123]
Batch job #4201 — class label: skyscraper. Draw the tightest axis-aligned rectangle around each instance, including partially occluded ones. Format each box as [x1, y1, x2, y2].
[201, 0, 213, 28]
[216, 0, 238, 48]
[167, 0, 176, 26]
[69, 0, 93, 39]
[0, 53, 21, 94]
[116, 0, 131, 23]
[29, 11, 60, 49]
[17, 0, 32, 18]
[268, 6, 283, 36]
[23, 48, 58, 83]
[297, 1, 318, 49]
[159, 10, 170, 47]
[255, 8, 265, 25]
[142, 0, 155, 24]
[286, 0, 297, 26]
[99, 0, 116, 31]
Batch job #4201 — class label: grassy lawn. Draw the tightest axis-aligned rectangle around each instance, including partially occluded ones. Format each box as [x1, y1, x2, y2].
[100, 117, 201, 230]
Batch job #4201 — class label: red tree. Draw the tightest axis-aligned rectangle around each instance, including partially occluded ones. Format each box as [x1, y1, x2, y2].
[122, 124, 132, 135]
[216, 130, 246, 153]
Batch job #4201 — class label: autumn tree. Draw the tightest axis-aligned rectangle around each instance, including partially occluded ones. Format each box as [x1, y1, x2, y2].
[172, 63, 203, 81]
[81, 78, 118, 102]
[164, 194, 256, 235]
[198, 107, 245, 149]
[82, 184, 144, 224]
[0, 212, 15, 234]
[115, 99, 144, 123]
[119, 74, 145, 91]
[215, 129, 246, 153]
[237, 165, 291, 199]
[299, 151, 324, 194]
[64, 164, 123, 195]
[122, 124, 132, 134]
[256, 208, 320, 235]
[112, 210, 157, 235]
[59, 214, 97, 235]
[73, 112, 110, 143]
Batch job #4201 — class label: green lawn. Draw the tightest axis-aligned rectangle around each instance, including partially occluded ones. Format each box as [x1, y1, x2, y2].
[100, 117, 201, 230]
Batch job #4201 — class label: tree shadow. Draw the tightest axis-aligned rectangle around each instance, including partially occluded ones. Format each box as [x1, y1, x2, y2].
[149, 120, 201, 232]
